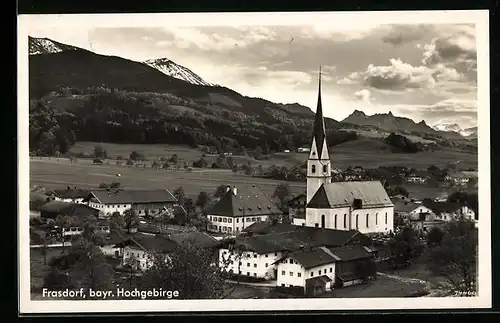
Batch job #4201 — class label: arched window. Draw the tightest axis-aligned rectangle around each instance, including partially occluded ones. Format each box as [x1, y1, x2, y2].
[323, 165, 327, 173]
[366, 213, 369, 227]
[344, 214, 347, 228]
[375, 213, 378, 225]
[334, 214, 338, 228]
[312, 165, 316, 173]
[385, 212, 388, 224]
[321, 214, 325, 228]
[356, 214, 359, 229]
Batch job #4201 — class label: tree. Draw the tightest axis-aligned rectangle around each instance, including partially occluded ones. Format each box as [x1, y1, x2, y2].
[93, 145, 107, 159]
[124, 254, 141, 290]
[109, 211, 125, 230]
[426, 226, 444, 247]
[196, 192, 211, 210]
[123, 209, 139, 234]
[386, 185, 409, 198]
[129, 151, 145, 161]
[273, 183, 291, 211]
[183, 198, 196, 216]
[169, 154, 178, 164]
[173, 187, 186, 205]
[388, 225, 424, 268]
[54, 214, 72, 253]
[426, 219, 477, 293]
[214, 185, 228, 199]
[140, 241, 227, 299]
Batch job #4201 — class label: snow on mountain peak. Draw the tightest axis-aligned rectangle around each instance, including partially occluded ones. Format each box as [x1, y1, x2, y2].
[29, 36, 80, 55]
[143, 58, 215, 87]
[432, 123, 462, 133]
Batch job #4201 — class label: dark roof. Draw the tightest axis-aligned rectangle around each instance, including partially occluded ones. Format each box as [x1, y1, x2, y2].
[39, 201, 100, 218]
[328, 245, 375, 262]
[286, 193, 307, 207]
[306, 275, 333, 288]
[422, 199, 461, 214]
[312, 68, 327, 159]
[392, 199, 420, 213]
[30, 191, 49, 203]
[307, 181, 393, 209]
[168, 231, 218, 248]
[206, 185, 282, 217]
[289, 248, 336, 269]
[137, 223, 161, 234]
[53, 188, 91, 199]
[89, 189, 177, 205]
[117, 233, 178, 253]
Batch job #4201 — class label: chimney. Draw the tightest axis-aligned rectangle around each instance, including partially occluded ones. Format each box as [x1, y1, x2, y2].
[233, 187, 238, 196]
[226, 185, 231, 192]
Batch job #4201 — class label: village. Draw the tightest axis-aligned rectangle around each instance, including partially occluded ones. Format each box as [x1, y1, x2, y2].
[28, 77, 479, 300]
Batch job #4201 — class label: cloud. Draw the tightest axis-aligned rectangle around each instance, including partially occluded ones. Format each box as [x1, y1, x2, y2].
[339, 58, 436, 91]
[381, 24, 436, 46]
[353, 89, 372, 104]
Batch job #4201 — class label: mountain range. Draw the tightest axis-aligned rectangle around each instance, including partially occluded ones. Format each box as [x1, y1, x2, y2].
[432, 123, 478, 138]
[27, 36, 476, 156]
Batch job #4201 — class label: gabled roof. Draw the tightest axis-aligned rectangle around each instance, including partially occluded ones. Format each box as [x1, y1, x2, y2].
[168, 231, 218, 248]
[39, 201, 100, 218]
[306, 275, 333, 288]
[118, 233, 178, 253]
[288, 248, 336, 269]
[392, 199, 421, 213]
[89, 189, 177, 205]
[53, 188, 91, 199]
[307, 181, 393, 209]
[328, 245, 375, 262]
[422, 199, 461, 214]
[206, 185, 282, 217]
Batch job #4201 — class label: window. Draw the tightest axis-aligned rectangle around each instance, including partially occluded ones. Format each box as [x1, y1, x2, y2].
[265, 263, 268, 267]
[247, 272, 250, 276]
[366, 213, 369, 227]
[228, 227, 232, 233]
[254, 264, 257, 268]
[297, 273, 302, 277]
[222, 227, 227, 232]
[334, 214, 337, 228]
[315, 223, 319, 228]
[239, 262, 242, 266]
[247, 254, 252, 257]
[252, 217, 256, 222]
[275, 253, 278, 256]
[330, 268, 333, 273]
[323, 165, 327, 173]
[356, 214, 359, 229]
[385, 212, 388, 224]
[318, 270, 321, 275]
[312, 165, 316, 173]
[376, 213, 378, 225]
[289, 272, 293, 276]
[324, 269, 327, 274]
[223, 218, 227, 223]
[282, 271, 286, 276]
[236, 218, 239, 223]
[236, 228, 239, 232]
[321, 214, 325, 228]
[344, 214, 347, 228]
[247, 263, 250, 267]
[310, 272, 314, 277]
[254, 273, 257, 277]
[265, 254, 268, 258]
[254, 254, 257, 258]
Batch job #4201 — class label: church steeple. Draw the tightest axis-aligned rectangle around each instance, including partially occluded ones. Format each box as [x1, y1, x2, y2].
[313, 66, 327, 159]
[306, 66, 332, 204]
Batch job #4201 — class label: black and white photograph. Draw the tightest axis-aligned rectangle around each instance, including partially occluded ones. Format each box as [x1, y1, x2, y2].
[17, 10, 491, 313]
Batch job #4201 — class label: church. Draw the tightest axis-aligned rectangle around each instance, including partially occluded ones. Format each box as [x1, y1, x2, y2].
[293, 69, 394, 235]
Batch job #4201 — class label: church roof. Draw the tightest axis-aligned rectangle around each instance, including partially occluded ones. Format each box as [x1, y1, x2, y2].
[312, 67, 327, 159]
[307, 181, 394, 209]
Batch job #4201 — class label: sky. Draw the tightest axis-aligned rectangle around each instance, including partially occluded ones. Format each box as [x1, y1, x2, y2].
[28, 21, 479, 129]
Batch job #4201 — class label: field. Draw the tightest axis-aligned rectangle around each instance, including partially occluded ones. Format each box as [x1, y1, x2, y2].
[29, 158, 306, 199]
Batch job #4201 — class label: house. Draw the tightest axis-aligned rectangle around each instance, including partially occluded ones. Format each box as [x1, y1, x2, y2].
[84, 189, 177, 217]
[422, 199, 476, 222]
[96, 228, 128, 258]
[274, 245, 377, 295]
[39, 200, 101, 220]
[449, 171, 478, 185]
[205, 184, 282, 234]
[306, 181, 395, 234]
[392, 198, 435, 221]
[287, 193, 307, 226]
[52, 186, 90, 203]
[116, 231, 178, 271]
[216, 222, 372, 281]
[302, 73, 394, 234]
[406, 171, 429, 184]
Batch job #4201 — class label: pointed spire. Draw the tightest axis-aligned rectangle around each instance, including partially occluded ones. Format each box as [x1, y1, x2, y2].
[312, 66, 327, 158]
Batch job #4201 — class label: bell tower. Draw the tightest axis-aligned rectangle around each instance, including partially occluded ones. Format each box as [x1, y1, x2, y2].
[306, 66, 332, 203]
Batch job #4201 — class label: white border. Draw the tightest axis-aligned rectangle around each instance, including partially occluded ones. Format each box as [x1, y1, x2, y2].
[18, 10, 491, 313]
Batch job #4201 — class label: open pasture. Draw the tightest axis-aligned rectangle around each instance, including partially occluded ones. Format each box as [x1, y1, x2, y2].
[29, 158, 306, 198]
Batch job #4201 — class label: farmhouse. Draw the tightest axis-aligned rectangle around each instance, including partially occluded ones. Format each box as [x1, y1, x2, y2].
[392, 198, 435, 221]
[300, 71, 394, 234]
[274, 245, 377, 295]
[205, 185, 282, 234]
[52, 186, 90, 203]
[405, 171, 429, 184]
[287, 193, 307, 226]
[216, 222, 372, 280]
[422, 199, 476, 222]
[84, 189, 177, 217]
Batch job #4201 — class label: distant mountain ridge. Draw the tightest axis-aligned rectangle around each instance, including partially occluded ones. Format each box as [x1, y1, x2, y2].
[29, 36, 81, 55]
[143, 58, 214, 86]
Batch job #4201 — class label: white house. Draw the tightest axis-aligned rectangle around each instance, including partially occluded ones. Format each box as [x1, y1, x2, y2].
[62, 219, 110, 237]
[53, 187, 90, 204]
[392, 198, 436, 221]
[206, 185, 282, 234]
[218, 247, 282, 280]
[422, 200, 476, 222]
[302, 72, 394, 234]
[84, 189, 177, 217]
[119, 232, 178, 271]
